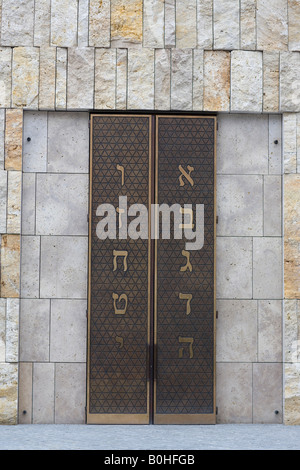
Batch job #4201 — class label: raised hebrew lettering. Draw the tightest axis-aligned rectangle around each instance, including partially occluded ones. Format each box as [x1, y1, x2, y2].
[113, 250, 128, 272]
[178, 165, 194, 187]
[116, 207, 125, 228]
[180, 250, 192, 272]
[178, 337, 194, 359]
[179, 293, 193, 315]
[115, 336, 124, 349]
[112, 293, 128, 315]
[116, 164, 125, 186]
[179, 208, 194, 229]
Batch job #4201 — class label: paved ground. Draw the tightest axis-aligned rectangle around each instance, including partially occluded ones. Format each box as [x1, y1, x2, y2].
[0, 424, 299, 450]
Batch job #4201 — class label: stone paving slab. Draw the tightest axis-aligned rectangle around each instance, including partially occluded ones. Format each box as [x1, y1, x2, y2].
[0, 424, 299, 450]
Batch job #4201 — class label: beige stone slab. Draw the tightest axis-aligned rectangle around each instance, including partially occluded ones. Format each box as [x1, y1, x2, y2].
[39, 47, 56, 110]
[176, 0, 197, 48]
[116, 49, 128, 110]
[1, 0, 34, 46]
[55, 363, 86, 424]
[284, 299, 299, 363]
[269, 114, 282, 175]
[155, 49, 170, 110]
[257, 0, 288, 51]
[128, 48, 154, 109]
[0, 299, 6, 362]
[0, 110, 5, 169]
[285, 363, 300, 425]
[67, 48, 95, 110]
[171, 49, 193, 111]
[95, 48, 116, 110]
[23, 111, 48, 173]
[111, 0, 142, 48]
[50, 0, 77, 47]
[78, 0, 89, 47]
[283, 113, 297, 173]
[18, 362, 32, 424]
[0, 234, 20, 298]
[32, 363, 54, 424]
[20, 236, 40, 299]
[5, 298, 19, 363]
[253, 237, 283, 300]
[0, 47, 12, 108]
[253, 363, 283, 423]
[263, 175, 282, 236]
[258, 300, 283, 362]
[89, 0, 110, 47]
[284, 174, 300, 299]
[143, 0, 164, 48]
[20, 299, 50, 362]
[5, 109, 23, 171]
[55, 48, 67, 110]
[263, 52, 280, 113]
[216, 300, 257, 362]
[216, 363, 252, 424]
[0, 363, 18, 424]
[280, 53, 300, 112]
[231, 51, 263, 112]
[203, 51, 230, 112]
[297, 114, 300, 173]
[34, 0, 51, 46]
[196, 0, 213, 49]
[213, 0, 240, 50]
[240, 0, 256, 50]
[192, 49, 203, 111]
[288, 0, 300, 51]
[12, 47, 39, 109]
[7, 171, 22, 234]
[0, 169, 7, 233]
[165, 0, 175, 48]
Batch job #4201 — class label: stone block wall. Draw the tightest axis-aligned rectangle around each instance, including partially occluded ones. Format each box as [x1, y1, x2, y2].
[0, 0, 299, 424]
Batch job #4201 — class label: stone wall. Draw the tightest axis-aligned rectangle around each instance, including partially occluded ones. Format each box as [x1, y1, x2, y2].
[0, 0, 299, 424]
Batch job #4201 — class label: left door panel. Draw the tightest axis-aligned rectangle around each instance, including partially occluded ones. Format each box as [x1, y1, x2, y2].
[87, 115, 153, 424]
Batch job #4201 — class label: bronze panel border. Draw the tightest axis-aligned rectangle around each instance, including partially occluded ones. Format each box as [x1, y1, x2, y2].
[153, 115, 217, 425]
[86, 114, 153, 425]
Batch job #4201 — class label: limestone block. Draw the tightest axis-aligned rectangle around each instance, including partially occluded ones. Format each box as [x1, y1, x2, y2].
[36, 173, 89, 236]
[196, 0, 213, 49]
[213, 0, 239, 50]
[78, 0, 89, 47]
[20, 236, 40, 299]
[0, 234, 20, 298]
[240, 0, 256, 50]
[263, 52, 280, 113]
[217, 175, 263, 237]
[269, 114, 282, 175]
[19, 299, 50, 362]
[284, 363, 300, 425]
[0, 363, 18, 424]
[258, 300, 283, 362]
[67, 47, 95, 110]
[1, 0, 34, 46]
[50, 299, 87, 362]
[253, 237, 283, 299]
[32, 363, 54, 424]
[55, 48, 67, 110]
[280, 52, 300, 112]
[283, 114, 297, 173]
[116, 49, 128, 110]
[5, 109, 23, 171]
[5, 298, 19, 363]
[257, 0, 288, 51]
[231, 51, 263, 113]
[55, 363, 86, 424]
[0, 110, 5, 169]
[34, 0, 51, 46]
[297, 114, 300, 173]
[284, 174, 300, 299]
[217, 114, 269, 175]
[155, 49, 170, 110]
[111, 0, 142, 48]
[263, 175, 282, 236]
[23, 111, 48, 173]
[7, 171, 22, 234]
[0, 299, 6, 361]
[89, 0, 110, 47]
[50, 0, 77, 47]
[143, 0, 164, 48]
[253, 364, 283, 423]
[47, 111, 89, 173]
[284, 299, 299, 362]
[165, 0, 175, 48]
[171, 49, 192, 111]
[216, 300, 257, 362]
[0, 169, 7, 233]
[18, 362, 32, 424]
[12, 47, 39, 109]
[0, 48, 12, 108]
[39, 47, 56, 110]
[288, 0, 300, 51]
[216, 237, 252, 299]
[40, 236, 88, 299]
[176, 0, 197, 48]
[128, 48, 154, 109]
[203, 51, 230, 112]
[216, 363, 252, 424]
[192, 50, 203, 111]
[95, 49, 116, 110]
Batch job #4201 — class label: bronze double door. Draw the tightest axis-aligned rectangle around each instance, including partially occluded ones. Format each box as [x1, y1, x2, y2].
[87, 114, 216, 424]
